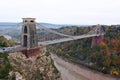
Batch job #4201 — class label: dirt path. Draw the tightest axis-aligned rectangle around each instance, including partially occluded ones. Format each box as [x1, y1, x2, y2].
[51, 54, 90, 80]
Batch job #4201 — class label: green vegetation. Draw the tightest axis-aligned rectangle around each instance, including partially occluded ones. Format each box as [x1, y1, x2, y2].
[48, 26, 120, 77]
[0, 52, 12, 79]
[45, 51, 50, 57]
[0, 36, 17, 47]
[0, 36, 17, 79]
[51, 59, 59, 74]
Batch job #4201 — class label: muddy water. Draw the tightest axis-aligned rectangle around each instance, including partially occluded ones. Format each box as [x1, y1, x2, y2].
[51, 54, 90, 80]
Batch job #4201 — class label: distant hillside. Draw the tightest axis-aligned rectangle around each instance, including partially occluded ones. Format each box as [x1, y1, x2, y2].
[0, 22, 63, 29]
[0, 22, 17, 26]
[39, 23, 63, 28]
[0, 22, 90, 29]
[0, 22, 64, 41]
[0, 22, 90, 42]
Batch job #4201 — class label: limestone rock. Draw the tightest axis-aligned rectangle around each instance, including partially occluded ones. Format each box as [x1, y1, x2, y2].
[8, 47, 61, 80]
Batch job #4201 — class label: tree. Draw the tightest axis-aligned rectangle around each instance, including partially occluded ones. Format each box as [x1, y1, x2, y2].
[0, 36, 17, 47]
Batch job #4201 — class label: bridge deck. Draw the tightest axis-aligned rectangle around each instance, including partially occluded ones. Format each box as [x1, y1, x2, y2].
[0, 34, 104, 53]
[38, 34, 101, 45]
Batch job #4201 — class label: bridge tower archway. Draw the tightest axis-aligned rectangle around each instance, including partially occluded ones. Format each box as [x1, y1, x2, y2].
[23, 35, 27, 47]
[24, 26, 27, 33]
[95, 24, 105, 35]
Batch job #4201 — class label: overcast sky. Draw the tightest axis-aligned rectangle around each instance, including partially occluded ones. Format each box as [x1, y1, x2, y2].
[0, 0, 120, 24]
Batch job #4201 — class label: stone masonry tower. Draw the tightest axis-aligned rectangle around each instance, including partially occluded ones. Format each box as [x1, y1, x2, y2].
[91, 25, 105, 48]
[22, 18, 39, 57]
[22, 18, 38, 48]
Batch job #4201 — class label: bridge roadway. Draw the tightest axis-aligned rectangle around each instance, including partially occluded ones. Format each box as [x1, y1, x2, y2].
[0, 45, 26, 53]
[0, 34, 103, 53]
[38, 34, 99, 45]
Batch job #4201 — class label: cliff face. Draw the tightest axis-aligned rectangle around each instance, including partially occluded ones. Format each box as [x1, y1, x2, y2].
[8, 46, 61, 80]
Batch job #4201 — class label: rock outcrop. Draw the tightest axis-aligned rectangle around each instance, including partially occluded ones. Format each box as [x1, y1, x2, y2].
[8, 46, 61, 80]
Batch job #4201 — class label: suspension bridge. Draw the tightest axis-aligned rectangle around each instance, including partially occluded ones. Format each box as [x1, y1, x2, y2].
[0, 18, 105, 55]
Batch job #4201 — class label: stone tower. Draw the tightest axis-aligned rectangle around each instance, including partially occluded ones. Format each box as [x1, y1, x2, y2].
[22, 18, 39, 57]
[22, 18, 38, 48]
[91, 25, 105, 48]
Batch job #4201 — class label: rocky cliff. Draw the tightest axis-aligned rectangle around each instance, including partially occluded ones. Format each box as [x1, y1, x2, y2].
[0, 46, 61, 80]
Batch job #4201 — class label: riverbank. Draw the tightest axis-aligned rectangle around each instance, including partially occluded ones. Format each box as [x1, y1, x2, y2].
[51, 53, 120, 80]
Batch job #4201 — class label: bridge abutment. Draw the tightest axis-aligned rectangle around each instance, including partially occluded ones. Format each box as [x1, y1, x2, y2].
[22, 47, 40, 58]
